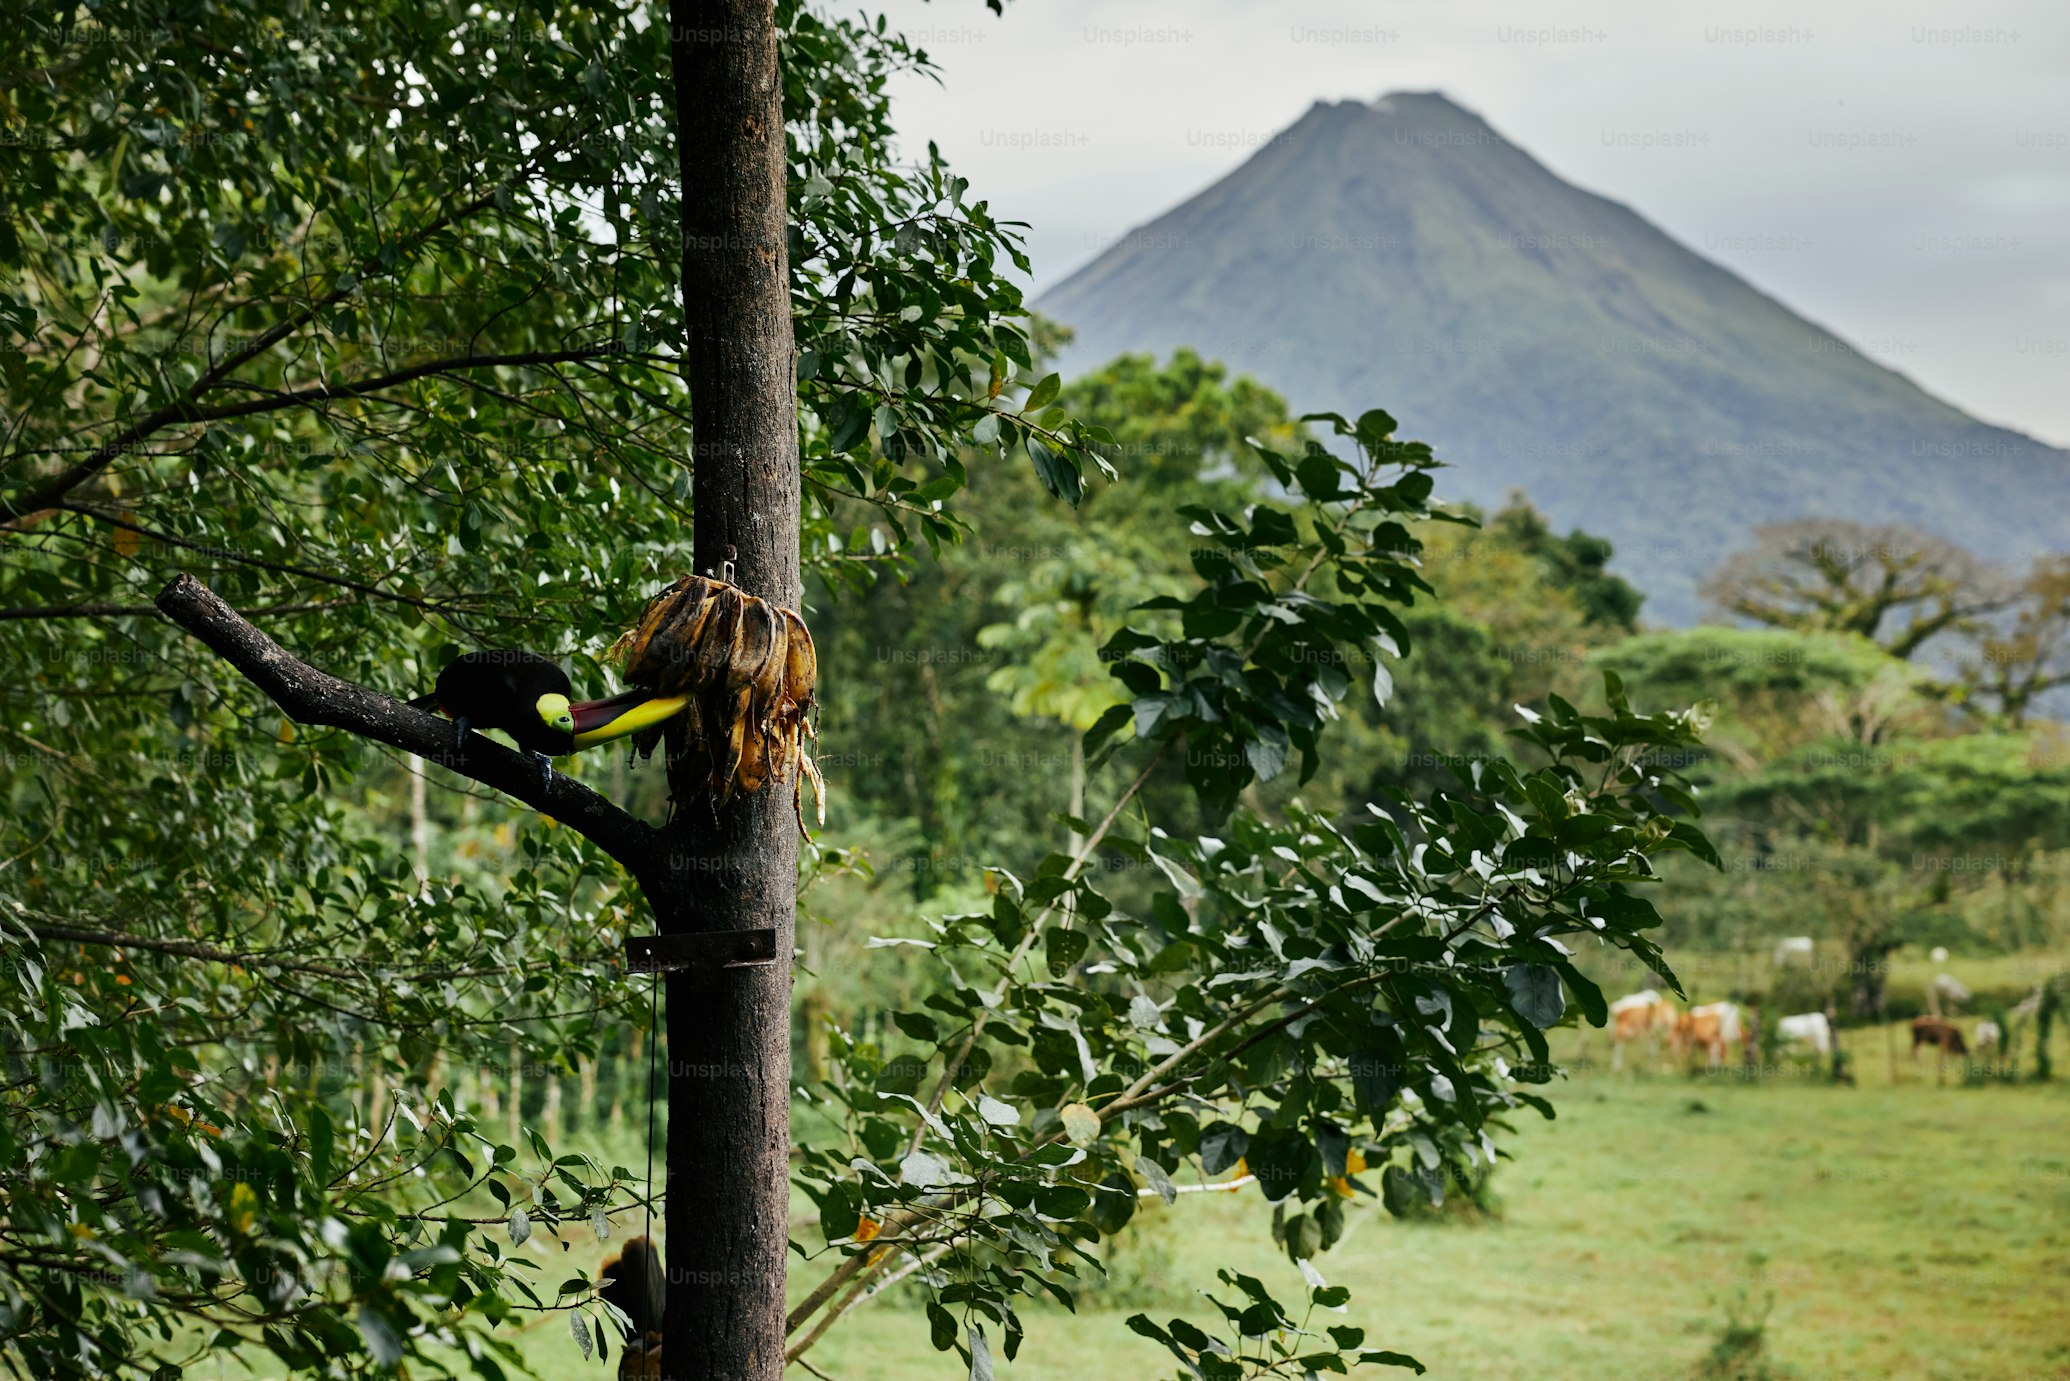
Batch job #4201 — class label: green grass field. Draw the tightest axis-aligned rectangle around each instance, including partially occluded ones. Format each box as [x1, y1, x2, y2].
[179, 1014, 2070, 1381]
[781, 1054, 2070, 1380]
[445, 1017, 2068, 1381]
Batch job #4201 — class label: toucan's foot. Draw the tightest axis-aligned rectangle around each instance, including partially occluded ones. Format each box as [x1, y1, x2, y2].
[532, 752, 554, 790]
[453, 716, 472, 751]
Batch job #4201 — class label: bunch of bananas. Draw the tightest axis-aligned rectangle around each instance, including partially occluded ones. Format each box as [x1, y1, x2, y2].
[608, 574, 824, 834]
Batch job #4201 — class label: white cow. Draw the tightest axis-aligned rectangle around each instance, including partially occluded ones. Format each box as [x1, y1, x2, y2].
[1932, 973, 1972, 1009]
[1772, 936, 1814, 965]
[1776, 1011, 1832, 1059]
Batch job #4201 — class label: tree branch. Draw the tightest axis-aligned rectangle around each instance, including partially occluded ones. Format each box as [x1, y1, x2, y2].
[152, 574, 666, 892]
[116, 346, 650, 432]
[22, 916, 519, 984]
[0, 600, 340, 622]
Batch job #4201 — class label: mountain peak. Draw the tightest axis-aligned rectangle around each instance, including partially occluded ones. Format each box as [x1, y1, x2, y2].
[1370, 90, 1480, 118]
[1038, 96, 2066, 624]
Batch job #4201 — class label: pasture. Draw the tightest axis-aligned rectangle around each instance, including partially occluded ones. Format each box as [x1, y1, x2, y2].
[782, 1054, 2070, 1380]
[182, 1006, 2070, 1381]
[507, 1018, 2065, 1380]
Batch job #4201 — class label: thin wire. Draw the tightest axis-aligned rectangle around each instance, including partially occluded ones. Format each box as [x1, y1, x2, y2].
[643, 967, 659, 1253]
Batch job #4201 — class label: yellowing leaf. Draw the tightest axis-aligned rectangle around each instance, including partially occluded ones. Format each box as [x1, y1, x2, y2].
[229, 1182, 258, 1234]
[1059, 1102, 1100, 1148]
[112, 524, 140, 557]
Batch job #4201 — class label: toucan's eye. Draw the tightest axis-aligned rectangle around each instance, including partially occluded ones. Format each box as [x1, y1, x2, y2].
[536, 692, 574, 731]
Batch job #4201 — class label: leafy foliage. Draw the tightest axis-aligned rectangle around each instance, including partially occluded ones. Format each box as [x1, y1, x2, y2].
[0, 4, 1730, 1377]
[0, 1, 1102, 1374]
[788, 413, 1715, 1374]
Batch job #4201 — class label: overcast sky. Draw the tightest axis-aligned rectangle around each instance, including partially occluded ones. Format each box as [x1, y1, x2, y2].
[873, 0, 2069, 444]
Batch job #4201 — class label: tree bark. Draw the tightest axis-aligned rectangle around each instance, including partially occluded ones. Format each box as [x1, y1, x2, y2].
[664, 3, 800, 1378]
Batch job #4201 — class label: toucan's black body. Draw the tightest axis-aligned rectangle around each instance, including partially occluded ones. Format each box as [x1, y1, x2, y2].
[409, 650, 576, 756]
[407, 652, 692, 786]
[599, 1236, 664, 1340]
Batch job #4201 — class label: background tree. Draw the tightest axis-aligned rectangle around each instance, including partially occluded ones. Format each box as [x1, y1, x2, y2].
[1702, 518, 2004, 659]
[1600, 624, 2070, 1004]
[1960, 555, 2070, 727]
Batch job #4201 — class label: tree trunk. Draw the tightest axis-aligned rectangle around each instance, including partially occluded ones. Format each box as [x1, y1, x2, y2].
[613, 1027, 642, 1132]
[409, 755, 431, 889]
[508, 1037, 524, 1145]
[479, 1059, 501, 1125]
[664, 3, 801, 1377]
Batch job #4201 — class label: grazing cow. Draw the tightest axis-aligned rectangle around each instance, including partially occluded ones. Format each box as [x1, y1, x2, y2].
[1910, 1016, 1968, 1058]
[1776, 1011, 1833, 1059]
[1609, 989, 1676, 1070]
[1674, 1002, 1744, 1069]
[1931, 973, 1972, 1010]
[1973, 1020, 2002, 1052]
[1772, 936, 1814, 965]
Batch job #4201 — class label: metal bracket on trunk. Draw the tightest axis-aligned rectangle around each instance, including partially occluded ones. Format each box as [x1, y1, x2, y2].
[625, 928, 780, 974]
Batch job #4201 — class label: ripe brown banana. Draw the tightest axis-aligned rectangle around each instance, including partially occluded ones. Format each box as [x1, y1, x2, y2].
[608, 573, 826, 835]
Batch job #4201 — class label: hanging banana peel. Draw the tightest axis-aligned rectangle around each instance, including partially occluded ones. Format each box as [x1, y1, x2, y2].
[607, 574, 825, 835]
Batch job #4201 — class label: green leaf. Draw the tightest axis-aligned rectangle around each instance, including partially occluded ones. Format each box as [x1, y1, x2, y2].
[1361, 1349, 1428, 1374]
[1555, 962, 1609, 1027]
[1135, 1155, 1177, 1206]
[356, 1305, 404, 1369]
[1348, 1033, 1404, 1119]
[1045, 927, 1088, 977]
[308, 1105, 334, 1183]
[1199, 1121, 1249, 1176]
[1059, 1103, 1101, 1148]
[1028, 435, 1083, 505]
[928, 1301, 958, 1352]
[1380, 1164, 1422, 1219]
[1245, 725, 1290, 783]
[893, 1010, 940, 1043]
[1504, 964, 1566, 1029]
[1022, 372, 1060, 413]
[1034, 1184, 1091, 1218]
[1283, 1212, 1321, 1262]
[820, 1182, 862, 1242]
[1090, 1172, 1138, 1234]
[1295, 451, 1342, 502]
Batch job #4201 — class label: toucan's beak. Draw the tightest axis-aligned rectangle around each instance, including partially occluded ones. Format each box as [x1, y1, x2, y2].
[569, 690, 692, 749]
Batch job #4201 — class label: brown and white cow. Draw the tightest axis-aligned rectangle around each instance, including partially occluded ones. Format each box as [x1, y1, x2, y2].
[1673, 1001, 1744, 1069]
[1609, 989, 1677, 1070]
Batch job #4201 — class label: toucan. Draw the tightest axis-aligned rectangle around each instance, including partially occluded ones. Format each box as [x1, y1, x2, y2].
[598, 1236, 664, 1378]
[407, 650, 687, 785]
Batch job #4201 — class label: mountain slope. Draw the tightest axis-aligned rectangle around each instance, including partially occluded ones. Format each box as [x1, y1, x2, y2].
[1039, 92, 2069, 623]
